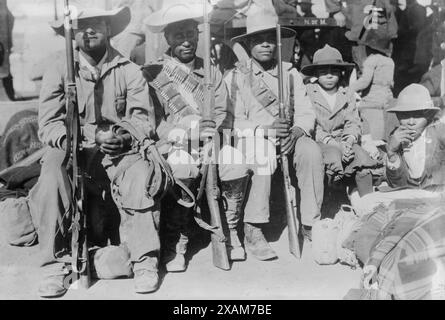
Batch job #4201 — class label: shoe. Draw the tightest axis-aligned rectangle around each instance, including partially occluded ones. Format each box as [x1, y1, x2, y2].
[244, 223, 277, 261]
[228, 229, 246, 261]
[134, 269, 159, 294]
[302, 225, 312, 242]
[38, 274, 68, 298]
[165, 253, 187, 273]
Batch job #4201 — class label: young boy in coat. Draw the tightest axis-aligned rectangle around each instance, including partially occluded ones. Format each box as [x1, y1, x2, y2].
[302, 45, 378, 197]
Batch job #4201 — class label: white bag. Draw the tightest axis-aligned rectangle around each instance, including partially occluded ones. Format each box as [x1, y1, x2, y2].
[312, 218, 340, 265]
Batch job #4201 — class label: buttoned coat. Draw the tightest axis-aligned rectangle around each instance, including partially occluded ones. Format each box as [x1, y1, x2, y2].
[306, 83, 362, 144]
[386, 121, 445, 189]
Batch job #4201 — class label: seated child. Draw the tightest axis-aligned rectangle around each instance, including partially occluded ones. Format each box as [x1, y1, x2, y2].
[302, 45, 379, 197]
[351, 84, 445, 217]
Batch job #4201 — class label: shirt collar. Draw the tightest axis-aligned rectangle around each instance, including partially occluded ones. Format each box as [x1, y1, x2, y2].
[79, 50, 108, 74]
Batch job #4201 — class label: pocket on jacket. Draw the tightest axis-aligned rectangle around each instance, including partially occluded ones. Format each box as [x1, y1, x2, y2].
[114, 96, 127, 117]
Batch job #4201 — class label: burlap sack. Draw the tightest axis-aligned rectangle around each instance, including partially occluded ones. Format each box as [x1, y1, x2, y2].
[312, 218, 340, 265]
[0, 197, 37, 247]
[92, 245, 133, 280]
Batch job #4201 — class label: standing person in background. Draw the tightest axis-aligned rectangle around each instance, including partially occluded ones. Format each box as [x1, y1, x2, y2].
[392, 0, 427, 96]
[351, 31, 395, 144]
[0, 0, 14, 101]
[325, 0, 397, 71]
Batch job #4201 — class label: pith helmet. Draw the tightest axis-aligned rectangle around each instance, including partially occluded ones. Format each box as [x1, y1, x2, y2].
[387, 84, 440, 113]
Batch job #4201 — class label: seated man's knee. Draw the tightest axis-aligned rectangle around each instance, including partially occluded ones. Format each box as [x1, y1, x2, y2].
[167, 149, 200, 180]
[294, 137, 323, 164]
[218, 145, 249, 181]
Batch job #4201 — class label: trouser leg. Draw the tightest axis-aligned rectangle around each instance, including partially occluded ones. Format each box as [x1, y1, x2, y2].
[163, 150, 200, 271]
[105, 156, 162, 263]
[293, 137, 324, 227]
[28, 148, 71, 268]
[238, 137, 277, 224]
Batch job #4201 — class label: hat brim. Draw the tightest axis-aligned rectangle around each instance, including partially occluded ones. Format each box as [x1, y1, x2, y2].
[50, 7, 131, 38]
[301, 62, 355, 76]
[386, 104, 441, 113]
[231, 27, 296, 44]
[145, 4, 210, 33]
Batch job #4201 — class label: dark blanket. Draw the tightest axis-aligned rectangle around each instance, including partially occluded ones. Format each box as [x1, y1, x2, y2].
[0, 109, 43, 171]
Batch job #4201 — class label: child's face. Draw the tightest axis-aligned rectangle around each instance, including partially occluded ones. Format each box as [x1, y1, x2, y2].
[316, 67, 341, 91]
[397, 110, 430, 140]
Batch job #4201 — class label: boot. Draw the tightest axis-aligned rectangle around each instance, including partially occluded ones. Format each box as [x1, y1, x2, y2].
[244, 222, 278, 261]
[133, 255, 159, 294]
[165, 235, 187, 272]
[38, 263, 70, 298]
[221, 174, 251, 262]
[163, 178, 197, 273]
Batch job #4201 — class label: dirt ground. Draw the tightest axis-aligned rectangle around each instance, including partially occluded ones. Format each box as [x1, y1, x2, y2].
[0, 181, 362, 301]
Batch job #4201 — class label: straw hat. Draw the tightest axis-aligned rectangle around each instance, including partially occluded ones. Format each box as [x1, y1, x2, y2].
[145, 0, 211, 34]
[301, 45, 355, 76]
[51, 6, 131, 38]
[387, 84, 440, 113]
[230, 8, 296, 44]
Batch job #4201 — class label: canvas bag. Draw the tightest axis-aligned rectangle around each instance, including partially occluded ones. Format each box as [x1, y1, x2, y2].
[0, 197, 37, 247]
[312, 218, 340, 265]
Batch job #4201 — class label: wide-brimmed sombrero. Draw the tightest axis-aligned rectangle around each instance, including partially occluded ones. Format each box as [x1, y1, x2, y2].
[231, 8, 296, 44]
[301, 44, 355, 76]
[387, 84, 440, 113]
[145, 0, 211, 34]
[50, 6, 131, 38]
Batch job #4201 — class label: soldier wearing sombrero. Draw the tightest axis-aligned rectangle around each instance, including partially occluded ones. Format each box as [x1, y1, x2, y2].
[32, 6, 163, 297]
[350, 84, 445, 217]
[143, 0, 250, 270]
[224, 8, 324, 254]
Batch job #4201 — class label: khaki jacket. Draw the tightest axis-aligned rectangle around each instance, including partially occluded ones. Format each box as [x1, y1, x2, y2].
[306, 83, 361, 144]
[224, 59, 315, 137]
[38, 46, 155, 149]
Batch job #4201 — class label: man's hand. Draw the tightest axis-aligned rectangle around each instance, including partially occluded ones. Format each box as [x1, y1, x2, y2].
[96, 131, 132, 156]
[333, 11, 346, 27]
[387, 126, 416, 154]
[262, 119, 290, 139]
[199, 119, 217, 141]
[363, 265, 378, 290]
[281, 127, 305, 155]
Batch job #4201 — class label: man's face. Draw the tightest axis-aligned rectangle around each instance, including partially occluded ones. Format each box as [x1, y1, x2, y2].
[73, 19, 109, 53]
[316, 66, 341, 91]
[165, 20, 199, 63]
[249, 32, 277, 63]
[397, 110, 430, 140]
[300, 3, 312, 14]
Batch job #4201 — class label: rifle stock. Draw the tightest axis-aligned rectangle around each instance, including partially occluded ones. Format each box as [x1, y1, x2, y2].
[63, 0, 90, 288]
[276, 24, 302, 259]
[202, 0, 230, 270]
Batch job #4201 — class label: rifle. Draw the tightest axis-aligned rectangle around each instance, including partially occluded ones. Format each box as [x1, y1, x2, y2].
[200, 0, 230, 271]
[63, 0, 91, 288]
[276, 24, 301, 259]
